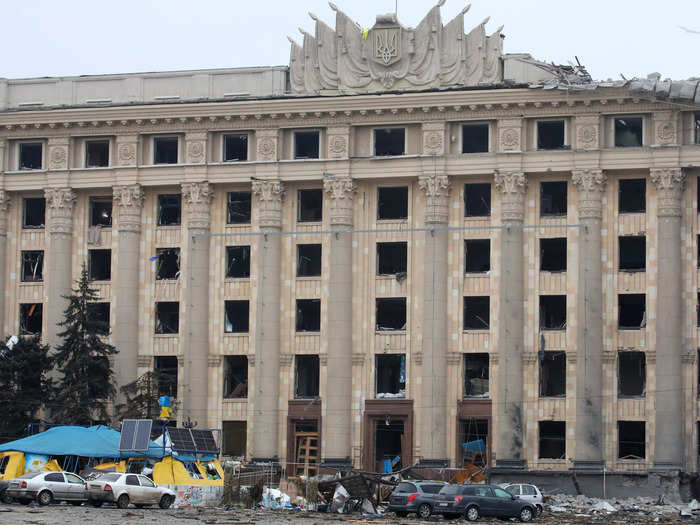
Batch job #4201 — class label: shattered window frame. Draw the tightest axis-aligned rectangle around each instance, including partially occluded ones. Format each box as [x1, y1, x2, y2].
[224, 300, 249, 334]
[154, 301, 179, 335]
[462, 123, 489, 154]
[374, 127, 406, 157]
[85, 139, 110, 168]
[614, 117, 644, 148]
[153, 136, 179, 165]
[223, 355, 248, 399]
[87, 302, 110, 336]
[297, 244, 322, 277]
[464, 239, 490, 273]
[223, 133, 248, 162]
[90, 197, 113, 227]
[157, 194, 182, 226]
[539, 352, 566, 398]
[225, 245, 251, 278]
[375, 297, 407, 331]
[154, 356, 178, 398]
[295, 299, 321, 332]
[375, 354, 406, 398]
[376, 242, 408, 276]
[617, 421, 645, 460]
[226, 191, 252, 224]
[20, 250, 44, 282]
[88, 249, 112, 281]
[618, 351, 646, 398]
[463, 353, 489, 398]
[538, 421, 566, 460]
[18, 142, 43, 170]
[22, 197, 45, 229]
[618, 179, 646, 214]
[464, 183, 491, 217]
[377, 186, 409, 220]
[155, 248, 180, 280]
[540, 237, 567, 272]
[19, 303, 43, 335]
[463, 296, 490, 330]
[293, 130, 321, 159]
[294, 354, 320, 399]
[539, 295, 567, 330]
[540, 181, 567, 216]
[619, 235, 646, 272]
[536, 120, 567, 150]
[618, 293, 646, 330]
[297, 189, 323, 222]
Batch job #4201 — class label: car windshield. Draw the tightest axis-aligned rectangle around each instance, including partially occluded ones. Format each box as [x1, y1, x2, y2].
[494, 488, 512, 499]
[439, 485, 460, 495]
[17, 472, 42, 479]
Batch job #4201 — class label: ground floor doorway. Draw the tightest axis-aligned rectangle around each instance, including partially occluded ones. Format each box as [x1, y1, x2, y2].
[221, 421, 246, 457]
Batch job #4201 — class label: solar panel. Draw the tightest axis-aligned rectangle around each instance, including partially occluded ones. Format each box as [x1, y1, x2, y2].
[191, 429, 218, 454]
[119, 420, 137, 451]
[167, 428, 196, 453]
[119, 419, 153, 452]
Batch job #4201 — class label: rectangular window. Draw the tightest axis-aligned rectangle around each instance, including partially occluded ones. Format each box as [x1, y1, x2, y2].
[296, 299, 321, 332]
[540, 238, 566, 272]
[618, 421, 645, 459]
[374, 128, 405, 156]
[465, 239, 490, 273]
[540, 181, 567, 216]
[377, 242, 407, 275]
[464, 183, 491, 217]
[157, 194, 181, 226]
[540, 295, 566, 330]
[619, 179, 646, 213]
[19, 142, 43, 170]
[226, 191, 251, 224]
[695, 113, 700, 145]
[19, 303, 42, 335]
[618, 351, 646, 398]
[618, 294, 646, 329]
[223, 134, 248, 162]
[21, 250, 43, 282]
[462, 124, 489, 153]
[23, 198, 45, 228]
[463, 353, 489, 398]
[154, 356, 178, 397]
[295, 355, 320, 398]
[153, 136, 179, 164]
[615, 117, 643, 147]
[297, 189, 323, 222]
[464, 296, 490, 330]
[297, 244, 322, 277]
[537, 120, 566, 150]
[88, 249, 111, 281]
[155, 302, 179, 334]
[224, 300, 249, 333]
[619, 236, 645, 272]
[155, 248, 180, 280]
[539, 352, 566, 397]
[539, 421, 566, 459]
[376, 354, 406, 397]
[376, 298, 406, 331]
[223, 356, 248, 398]
[85, 140, 110, 168]
[226, 246, 250, 278]
[377, 186, 408, 220]
[87, 302, 110, 335]
[294, 131, 320, 159]
[90, 197, 112, 227]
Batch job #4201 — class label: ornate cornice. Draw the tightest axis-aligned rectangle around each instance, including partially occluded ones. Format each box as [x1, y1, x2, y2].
[494, 171, 526, 224]
[252, 179, 285, 230]
[572, 169, 607, 220]
[181, 181, 214, 233]
[650, 167, 685, 218]
[324, 176, 356, 228]
[418, 173, 450, 225]
[113, 184, 145, 233]
[44, 187, 76, 234]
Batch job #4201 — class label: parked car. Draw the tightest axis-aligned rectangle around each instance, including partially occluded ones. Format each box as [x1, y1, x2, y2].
[86, 472, 176, 509]
[435, 483, 538, 522]
[502, 483, 544, 516]
[0, 480, 11, 504]
[5, 471, 87, 506]
[388, 480, 446, 519]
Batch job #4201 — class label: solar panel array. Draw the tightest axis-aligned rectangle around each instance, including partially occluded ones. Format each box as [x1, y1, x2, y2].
[167, 428, 196, 453]
[191, 429, 218, 454]
[167, 428, 218, 454]
[119, 420, 153, 452]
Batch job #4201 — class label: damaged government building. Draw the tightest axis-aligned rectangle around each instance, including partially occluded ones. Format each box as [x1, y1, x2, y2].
[1, 1, 700, 497]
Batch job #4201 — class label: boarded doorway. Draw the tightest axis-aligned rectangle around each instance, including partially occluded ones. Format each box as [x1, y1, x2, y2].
[293, 421, 319, 477]
[222, 421, 246, 457]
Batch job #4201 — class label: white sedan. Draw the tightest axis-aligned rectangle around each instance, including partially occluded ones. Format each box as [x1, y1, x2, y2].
[86, 472, 175, 509]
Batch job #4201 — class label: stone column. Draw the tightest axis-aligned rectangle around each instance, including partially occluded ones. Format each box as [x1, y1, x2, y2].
[44, 188, 76, 348]
[417, 173, 450, 465]
[251, 179, 284, 461]
[651, 167, 685, 470]
[181, 181, 214, 427]
[112, 184, 145, 395]
[322, 176, 356, 466]
[572, 169, 607, 471]
[0, 191, 10, 334]
[493, 171, 527, 470]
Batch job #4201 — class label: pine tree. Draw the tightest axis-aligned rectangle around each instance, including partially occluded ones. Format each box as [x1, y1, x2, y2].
[116, 370, 173, 423]
[52, 265, 117, 425]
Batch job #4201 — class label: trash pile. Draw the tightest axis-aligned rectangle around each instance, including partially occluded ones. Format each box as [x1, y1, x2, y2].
[547, 494, 700, 522]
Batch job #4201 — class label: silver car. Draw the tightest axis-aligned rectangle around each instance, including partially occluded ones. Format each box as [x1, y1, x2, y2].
[86, 472, 175, 509]
[6, 471, 87, 506]
[503, 483, 544, 516]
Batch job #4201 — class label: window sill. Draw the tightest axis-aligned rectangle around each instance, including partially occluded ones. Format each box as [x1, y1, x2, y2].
[539, 395, 566, 399]
[618, 327, 645, 331]
[296, 331, 321, 335]
[463, 395, 490, 400]
[618, 396, 646, 400]
[463, 329, 490, 333]
[619, 269, 645, 273]
[540, 328, 566, 332]
[224, 331, 249, 336]
[20, 280, 44, 284]
[464, 215, 491, 220]
[6, 169, 47, 174]
[154, 333, 179, 337]
[296, 275, 321, 280]
[375, 330, 407, 335]
[224, 277, 251, 282]
[465, 272, 491, 276]
[223, 396, 248, 401]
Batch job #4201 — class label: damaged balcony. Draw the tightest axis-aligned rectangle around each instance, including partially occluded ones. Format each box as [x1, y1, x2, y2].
[375, 354, 406, 399]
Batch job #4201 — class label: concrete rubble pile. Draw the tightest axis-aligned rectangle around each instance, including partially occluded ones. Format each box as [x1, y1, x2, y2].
[547, 493, 700, 522]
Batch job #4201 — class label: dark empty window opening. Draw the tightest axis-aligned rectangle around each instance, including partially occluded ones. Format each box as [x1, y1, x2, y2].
[618, 294, 646, 329]
[21, 251, 43, 282]
[375, 419, 405, 471]
[465, 183, 491, 217]
[463, 353, 489, 398]
[618, 351, 646, 398]
[698, 293, 700, 327]
[695, 113, 700, 145]
[376, 354, 406, 397]
[23, 198, 45, 229]
[226, 246, 250, 278]
[225, 300, 249, 333]
[154, 136, 178, 164]
[154, 356, 178, 397]
[86, 140, 110, 168]
[460, 419, 489, 466]
[376, 298, 406, 331]
[698, 350, 700, 399]
[155, 248, 180, 280]
[377, 242, 407, 276]
[464, 296, 490, 330]
[377, 186, 408, 220]
[465, 239, 490, 273]
[619, 179, 646, 213]
[19, 143, 42, 170]
[158, 194, 181, 226]
[88, 302, 110, 335]
[374, 128, 405, 156]
[294, 131, 320, 159]
[539, 421, 566, 459]
[615, 117, 643, 147]
[619, 236, 645, 272]
[19, 303, 42, 335]
[540, 352, 566, 397]
[537, 120, 566, 150]
[540, 238, 567, 272]
[618, 421, 645, 459]
[227, 191, 251, 224]
[541, 181, 567, 216]
[295, 355, 320, 398]
[540, 295, 566, 330]
[298, 189, 323, 222]
[462, 124, 489, 153]
[297, 244, 322, 277]
[90, 198, 112, 227]
[223, 356, 248, 398]
[296, 299, 321, 332]
[88, 249, 112, 281]
[224, 134, 248, 162]
[155, 302, 179, 334]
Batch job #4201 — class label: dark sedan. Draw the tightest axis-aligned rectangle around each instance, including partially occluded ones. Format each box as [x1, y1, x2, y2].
[388, 480, 446, 519]
[435, 483, 537, 522]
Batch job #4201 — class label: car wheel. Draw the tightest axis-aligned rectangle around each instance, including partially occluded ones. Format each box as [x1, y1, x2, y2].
[0, 492, 13, 504]
[37, 490, 53, 506]
[519, 507, 534, 522]
[417, 503, 432, 519]
[536, 504, 543, 516]
[159, 495, 173, 509]
[116, 494, 130, 509]
[465, 505, 480, 521]
[90, 500, 103, 508]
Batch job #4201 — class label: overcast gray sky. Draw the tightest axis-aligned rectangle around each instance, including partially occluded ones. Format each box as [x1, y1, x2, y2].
[2, 0, 698, 81]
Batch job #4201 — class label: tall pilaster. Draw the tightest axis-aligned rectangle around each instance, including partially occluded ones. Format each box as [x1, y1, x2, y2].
[0, 191, 10, 334]
[251, 179, 284, 461]
[572, 169, 607, 471]
[322, 176, 356, 466]
[650, 167, 685, 470]
[181, 181, 214, 427]
[493, 171, 527, 469]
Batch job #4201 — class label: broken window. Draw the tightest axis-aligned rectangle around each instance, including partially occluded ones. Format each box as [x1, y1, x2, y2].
[155, 248, 180, 280]
[157, 194, 181, 226]
[155, 302, 179, 334]
[462, 124, 489, 153]
[153, 136, 178, 164]
[619, 236, 645, 272]
[86, 140, 109, 168]
[295, 355, 320, 398]
[464, 183, 491, 217]
[463, 354, 489, 397]
[539, 352, 566, 397]
[377, 242, 407, 275]
[90, 197, 112, 227]
[226, 191, 251, 224]
[377, 186, 408, 220]
[541, 181, 567, 216]
[540, 295, 566, 330]
[19, 142, 43, 170]
[297, 189, 323, 222]
[540, 238, 567, 272]
[87, 302, 110, 335]
[154, 356, 178, 397]
[224, 300, 249, 333]
[465, 239, 490, 273]
[226, 246, 250, 278]
[376, 354, 406, 398]
[88, 249, 111, 281]
[615, 117, 643, 147]
[618, 421, 645, 459]
[294, 131, 320, 159]
[619, 179, 646, 213]
[464, 296, 490, 330]
[296, 299, 321, 332]
[19, 303, 42, 335]
[23, 198, 45, 228]
[537, 120, 566, 150]
[460, 419, 489, 467]
[376, 298, 406, 331]
[618, 294, 645, 329]
[21, 250, 43, 282]
[374, 128, 405, 156]
[695, 113, 700, 145]
[223, 356, 248, 398]
[538, 421, 566, 459]
[618, 351, 646, 398]
[223, 134, 248, 162]
[375, 418, 405, 471]
[297, 244, 322, 277]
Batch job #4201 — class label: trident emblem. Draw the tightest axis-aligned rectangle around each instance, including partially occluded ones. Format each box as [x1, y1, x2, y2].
[374, 28, 400, 65]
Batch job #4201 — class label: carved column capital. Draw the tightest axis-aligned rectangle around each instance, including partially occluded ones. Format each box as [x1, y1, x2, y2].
[252, 179, 285, 230]
[572, 169, 607, 220]
[185, 132, 207, 164]
[113, 184, 145, 233]
[324, 176, 356, 227]
[422, 121, 446, 155]
[418, 173, 450, 225]
[44, 187, 76, 234]
[182, 181, 214, 233]
[0, 190, 10, 236]
[650, 168, 685, 217]
[256, 129, 278, 161]
[47, 137, 69, 171]
[494, 171, 526, 224]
